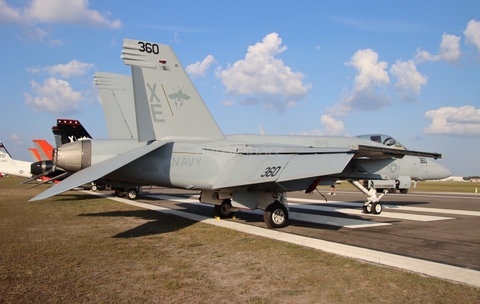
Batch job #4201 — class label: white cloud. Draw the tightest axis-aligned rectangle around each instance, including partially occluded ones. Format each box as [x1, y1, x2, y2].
[424, 105, 480, 135]
[0, 0, 21, 23]
[186, 55, 216, 78]
[0, 0, 121, 40]
[221, 99, 235, 107]
[48, 39, 65, 47]
[25, 0, 121, 28]
[24, 77, 83, 113]
[390, 59, 427, 101]
[415, 33, 461, 63]
[217, 32, 311, 111]
[348, 49, 390, 91]
[43, 60, 95, 78]
[300, 115, 345, 136]
[327, 49, 391, 116]
[320, 114, 345, 135]
[464, 19, 480, 53]
[9, 133, 24, 145]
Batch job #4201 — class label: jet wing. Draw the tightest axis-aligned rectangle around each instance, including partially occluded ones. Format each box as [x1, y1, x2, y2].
[29, 141, 167, 201]
[212, 147, 354, 189]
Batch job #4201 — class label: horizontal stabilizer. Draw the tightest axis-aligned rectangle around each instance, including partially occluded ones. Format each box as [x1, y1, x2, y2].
[29, 141, 166, 201]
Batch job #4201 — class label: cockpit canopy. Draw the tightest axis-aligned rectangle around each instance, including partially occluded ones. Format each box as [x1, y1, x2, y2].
[357, 134, 406, 150]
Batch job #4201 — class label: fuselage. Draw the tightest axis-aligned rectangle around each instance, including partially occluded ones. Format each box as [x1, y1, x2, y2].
[52, 134, 451, 193]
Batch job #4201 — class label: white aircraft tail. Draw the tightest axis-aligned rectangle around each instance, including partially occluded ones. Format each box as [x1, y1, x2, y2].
[94, 72, 137, 139]
[121, 39, 225, 142]
[0, 141, 31, 178]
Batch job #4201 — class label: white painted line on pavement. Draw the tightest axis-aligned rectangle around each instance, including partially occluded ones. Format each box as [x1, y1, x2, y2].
[289, 197, 480, 217]
[147, 194, 390, 229]
[87, 191, 480, 288]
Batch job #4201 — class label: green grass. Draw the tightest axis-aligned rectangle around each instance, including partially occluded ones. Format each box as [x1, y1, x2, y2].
[1, 176, 479, 303]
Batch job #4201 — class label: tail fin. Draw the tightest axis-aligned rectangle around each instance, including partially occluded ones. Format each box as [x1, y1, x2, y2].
[94, 72, 137, 139]
[28, 148, 41, 161]
[121, 39, 225, 142]
[32, 139, 53, 160]
[0, 141, 12, 158]
[52, 119, 92, 146]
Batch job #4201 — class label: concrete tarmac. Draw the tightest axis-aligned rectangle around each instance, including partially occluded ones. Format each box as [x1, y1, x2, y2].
[133, 188, 480, 270]
[90, 187, 480, 286]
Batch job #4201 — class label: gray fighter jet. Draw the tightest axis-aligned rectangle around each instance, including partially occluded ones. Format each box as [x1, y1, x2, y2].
[94, 73, 451, 196]
[30, 39, 450, 228]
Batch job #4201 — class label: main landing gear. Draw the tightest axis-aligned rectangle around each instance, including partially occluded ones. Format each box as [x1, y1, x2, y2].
[114, 187, 141, 200]
[202, 191, 289, 229]
[214, 199, 239, 218]
[263, 202, 289, 229]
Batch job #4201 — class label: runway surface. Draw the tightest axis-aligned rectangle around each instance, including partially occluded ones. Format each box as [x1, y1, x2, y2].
[89, 188, 480, 287]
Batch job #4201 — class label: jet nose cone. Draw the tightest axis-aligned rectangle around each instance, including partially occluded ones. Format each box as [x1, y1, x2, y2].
[435, 163, 452, 180]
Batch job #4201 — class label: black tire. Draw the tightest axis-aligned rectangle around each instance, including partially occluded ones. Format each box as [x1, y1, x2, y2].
[362, 203, 373, 214]
[372, 202, 382, 214]
[214, 199, 234, 218]
[127, 189, 138, 200]
[387, 188, 396, 193]
[400, 189, 408, 194]
[115, 190, 126, 198]
[263, 202, 289, 229]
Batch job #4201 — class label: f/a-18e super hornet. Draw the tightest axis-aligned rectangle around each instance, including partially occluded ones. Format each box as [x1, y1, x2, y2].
[93, 73, 451, 197]
[30, 39, 450, 229]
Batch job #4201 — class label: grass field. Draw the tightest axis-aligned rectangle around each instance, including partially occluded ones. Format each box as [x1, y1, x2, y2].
[1, 177, 479, 303]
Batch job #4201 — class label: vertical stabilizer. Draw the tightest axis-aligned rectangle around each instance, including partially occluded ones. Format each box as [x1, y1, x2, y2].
[33, 139, 53, 160]
[121, 39, 225, 142]
[28, 148, 41, 161]
[94, 72, 137, 139]
[52, 119, 92, 145]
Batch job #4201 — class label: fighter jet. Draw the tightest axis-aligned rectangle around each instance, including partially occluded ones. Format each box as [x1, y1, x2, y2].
[30, 39, 449, 229]
[93, 73, 451, 196]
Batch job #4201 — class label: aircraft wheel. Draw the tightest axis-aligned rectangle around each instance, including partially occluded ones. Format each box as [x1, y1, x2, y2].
[115, 190, 126, 198]
[214, 199, 234, 218]
[127, 189, 138, 200]
[400, 189, 408, 194]
[362, 203, 373, 214]
[372, 202, 382, 214]
[91, 184, 98, 191]
[263, 202, 288, 229]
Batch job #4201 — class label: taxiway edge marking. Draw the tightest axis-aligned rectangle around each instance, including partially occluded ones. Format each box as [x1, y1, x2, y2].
[86, 191, 480, 288]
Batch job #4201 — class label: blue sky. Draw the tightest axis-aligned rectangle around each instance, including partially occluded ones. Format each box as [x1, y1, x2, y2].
[0, 0, 479, 176]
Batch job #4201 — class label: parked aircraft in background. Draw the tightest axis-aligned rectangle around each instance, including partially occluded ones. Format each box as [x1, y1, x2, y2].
[29, 39, 450, 229]
[28, 139, 55, 162]
[0, 141, 32, 178]
[22, 119, 93, 187]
